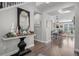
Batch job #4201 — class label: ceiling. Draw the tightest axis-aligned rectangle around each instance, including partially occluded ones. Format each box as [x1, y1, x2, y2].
[35, 2, 76, 21]
[36, 2, 76, 16]
[48, 5, 75, 16]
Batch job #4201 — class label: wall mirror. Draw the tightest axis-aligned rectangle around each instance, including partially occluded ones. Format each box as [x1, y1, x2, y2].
[17, 8, 30, 35]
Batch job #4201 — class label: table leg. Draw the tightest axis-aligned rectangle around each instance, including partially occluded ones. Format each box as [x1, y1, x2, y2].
[12, 37, 31, 56]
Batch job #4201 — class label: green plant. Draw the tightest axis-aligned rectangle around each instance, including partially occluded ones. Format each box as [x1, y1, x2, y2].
[5, 32, 16, 38]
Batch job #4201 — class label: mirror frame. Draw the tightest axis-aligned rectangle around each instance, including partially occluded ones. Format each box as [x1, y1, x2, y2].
[17, 8, 30, 34]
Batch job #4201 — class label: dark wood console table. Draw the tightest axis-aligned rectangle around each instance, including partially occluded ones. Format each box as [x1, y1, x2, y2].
[2, 34, 36, 56]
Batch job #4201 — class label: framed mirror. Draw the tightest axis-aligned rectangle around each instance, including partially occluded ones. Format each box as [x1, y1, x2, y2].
[17, 8, 30, 35]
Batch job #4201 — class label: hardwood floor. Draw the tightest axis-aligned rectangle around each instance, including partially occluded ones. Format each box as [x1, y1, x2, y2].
[25, 36, 75, 56]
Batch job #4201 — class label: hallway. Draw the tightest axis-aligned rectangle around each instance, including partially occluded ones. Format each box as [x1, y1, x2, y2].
[0, 2, 77, 56]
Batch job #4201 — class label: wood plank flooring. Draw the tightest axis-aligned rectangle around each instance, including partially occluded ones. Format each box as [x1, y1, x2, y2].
[25, 36, 75, 56]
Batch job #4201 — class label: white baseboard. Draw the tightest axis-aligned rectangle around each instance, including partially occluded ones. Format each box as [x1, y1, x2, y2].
[35, 39, 51, 43]
[1, 49, 18, 56]
[45, 40, 51, 43]
[25, 44, 34, 49]
[2, 44, 34, 56]
[74, 48, 79, 52]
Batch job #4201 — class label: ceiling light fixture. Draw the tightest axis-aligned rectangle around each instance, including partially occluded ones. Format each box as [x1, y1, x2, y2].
[59, 19, 72, 22]
[45, 2, 50, 4]
[58, 9, 71, 14]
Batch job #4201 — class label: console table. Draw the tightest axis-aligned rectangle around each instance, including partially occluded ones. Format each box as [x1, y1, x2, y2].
[2, 33, 35, 56]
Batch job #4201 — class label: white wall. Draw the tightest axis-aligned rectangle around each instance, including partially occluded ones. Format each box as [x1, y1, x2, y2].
[75, 3, 79, 50]
[34, 11, 51, 43]
[0, 3, 35, 55]
[46, 20, 51, 43]
[34, 13, 43, 41]
[40, 13, 51, 43]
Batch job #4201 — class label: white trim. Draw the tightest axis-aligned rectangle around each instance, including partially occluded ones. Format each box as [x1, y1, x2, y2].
[2, 34, 36, 40]
[25, 44, 34, 49]
[74, 48, 79, 52]
[2, 44, 34, 56]
[35, 39, 51, 43]
[45, 40, 51, 43]
[1, 49, 18, 56]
